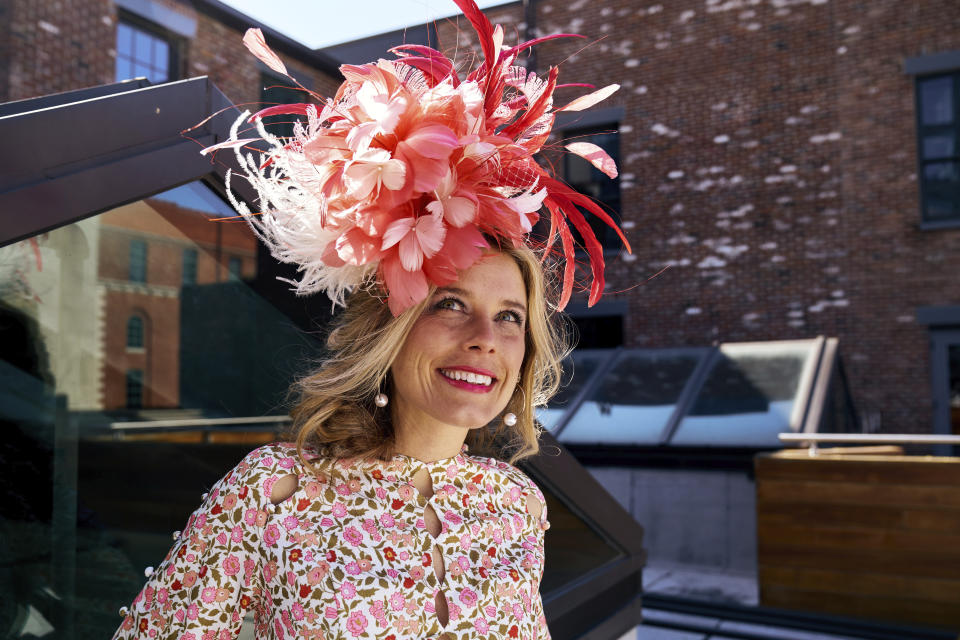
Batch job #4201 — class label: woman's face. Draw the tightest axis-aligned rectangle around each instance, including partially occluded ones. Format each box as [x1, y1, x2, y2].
[390, 252, 528, 437]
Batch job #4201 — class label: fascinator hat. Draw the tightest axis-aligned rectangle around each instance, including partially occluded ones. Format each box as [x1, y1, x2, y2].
[203, 0, 630, 316]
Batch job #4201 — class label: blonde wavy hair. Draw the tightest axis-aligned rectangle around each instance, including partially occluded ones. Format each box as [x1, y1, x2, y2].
[288, 245, 571, 466]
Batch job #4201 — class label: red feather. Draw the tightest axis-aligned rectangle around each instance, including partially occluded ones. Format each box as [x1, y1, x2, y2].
[541, 175, 632, 253]
[452, 0, 496, 77]
[499, 66, 558, 139]
[544, 199, 576, 310]
[249, 103, 312, 122]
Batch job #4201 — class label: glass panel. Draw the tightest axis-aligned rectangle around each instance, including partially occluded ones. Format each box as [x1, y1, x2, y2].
[537, 350, 612, 431]
[0, 180, 324, 638]
[922, 134, 955, 159]
[920, 76, 954, 126]
[539, 482, 621, 594]
[559, 351, 704, 445]
[126, 369, 144, 407]
[228, 256, 242, 280]
[128, 238, 146, 282]
[923, 161, 960, 220]
[671, 340, 818, 446]
[133, 28, 152, 63]
[116, 22, 133, 56]
[182, 248, 197, 285]
[133, 62, 152, 80]
[126, 315, 143, 348]
[154, 38, 169, 71]
[114, 56, 130, 82]
[950, 345, 960, 436]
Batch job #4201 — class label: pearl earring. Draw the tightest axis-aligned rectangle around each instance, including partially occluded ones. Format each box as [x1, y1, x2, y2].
[374, 393, 389, 407]
[503, 412, 517, 427]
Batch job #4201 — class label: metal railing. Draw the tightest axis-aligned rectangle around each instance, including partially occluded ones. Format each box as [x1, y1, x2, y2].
[779, 432, 960, 455]
[108, 415, 291, 440]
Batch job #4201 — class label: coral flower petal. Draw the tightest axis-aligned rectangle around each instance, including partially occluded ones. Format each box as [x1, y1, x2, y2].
[242, 28, 288, 76]
[383, 257, 430, 316]
[404, 125, 459, 159]
[565, 142, 619, 179]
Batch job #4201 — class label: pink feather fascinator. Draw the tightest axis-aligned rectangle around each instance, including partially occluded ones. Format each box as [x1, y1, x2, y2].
[204, 0, 630, 316]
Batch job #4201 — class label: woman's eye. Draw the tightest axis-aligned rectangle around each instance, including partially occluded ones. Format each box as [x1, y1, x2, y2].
[435, 297, 464, 312]
[498, 310, 525, 325]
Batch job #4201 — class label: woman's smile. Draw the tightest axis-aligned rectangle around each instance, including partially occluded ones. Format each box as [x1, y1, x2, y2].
[437, 366, 497, 392]
[390, 252, 528, 438]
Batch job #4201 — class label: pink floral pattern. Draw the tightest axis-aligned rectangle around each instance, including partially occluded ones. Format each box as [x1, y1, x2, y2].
[113, 443, 550, 640]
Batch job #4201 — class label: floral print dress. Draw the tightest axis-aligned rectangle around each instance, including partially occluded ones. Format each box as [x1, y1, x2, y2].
[113, 443, 551, 640]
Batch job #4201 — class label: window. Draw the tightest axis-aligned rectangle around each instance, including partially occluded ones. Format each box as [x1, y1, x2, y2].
[129, 239, 147, 282]
[228, 256, 242, 281]
[127, 315, 144, 349]
[182, 248, 197, 285]
[260, 73, 305, 139]
[115, 17, 175, 84]
[916, 72, 960, 222]
[126, 369, 144, 408]
[563, 125, 622, 250]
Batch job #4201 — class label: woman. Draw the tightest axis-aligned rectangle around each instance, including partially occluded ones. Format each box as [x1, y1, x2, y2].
[114, 245, 564, 640]
[115, 1, 628, 637]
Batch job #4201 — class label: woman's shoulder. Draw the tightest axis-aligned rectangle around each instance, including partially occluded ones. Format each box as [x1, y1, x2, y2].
[223, 442, 309, 505]
[464, 451, 542, 495]
[465, 452, 549, 523]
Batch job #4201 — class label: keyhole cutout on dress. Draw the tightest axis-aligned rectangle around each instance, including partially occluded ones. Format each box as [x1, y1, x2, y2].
[412, 467, 449, 629]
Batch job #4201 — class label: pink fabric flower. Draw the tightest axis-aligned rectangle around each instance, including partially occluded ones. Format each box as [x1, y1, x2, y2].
[460, 587, 478, 607]
[344, 526, 363, 546]
[221, 555, 241, 577]
[346, 611, 368, 637]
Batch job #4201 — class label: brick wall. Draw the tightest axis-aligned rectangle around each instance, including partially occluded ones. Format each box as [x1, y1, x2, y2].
[6, 0, 960, 433]
[1, 0, 342, 105]
[431, 0, 960, 434]
[4, 0, 116, 101]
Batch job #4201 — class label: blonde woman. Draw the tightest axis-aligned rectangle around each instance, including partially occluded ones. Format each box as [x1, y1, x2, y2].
[115, 246, 566, 640]
[115, 0, 628, 637]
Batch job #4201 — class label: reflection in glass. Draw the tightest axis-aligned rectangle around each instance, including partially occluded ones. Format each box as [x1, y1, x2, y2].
[126, 315, 144, 348]
[922, 134, 954, 159]
[920, 76, 953, 126]
[0, 180, 324, 638]
[539, 483, 621, 594]
[950, 345, 960, 436]
[671, 341, 816, 446]
[559, 352, 703, 444]
[923, 161, 960, 219]
[537, 351, 610, 431]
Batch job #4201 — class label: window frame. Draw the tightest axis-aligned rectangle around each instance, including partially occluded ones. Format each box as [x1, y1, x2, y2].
[126, 314, 145, 350]
[115, 9, 183, 84]
[125, 368, 145, 408]
[129, 238, 147, 283]
[182, 247, 198, 285]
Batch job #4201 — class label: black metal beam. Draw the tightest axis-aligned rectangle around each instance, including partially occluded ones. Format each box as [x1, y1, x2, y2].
[0, 76, 246, 248]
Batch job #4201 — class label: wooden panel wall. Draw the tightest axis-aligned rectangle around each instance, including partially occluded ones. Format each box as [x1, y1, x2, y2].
[755, 449, 960, 630]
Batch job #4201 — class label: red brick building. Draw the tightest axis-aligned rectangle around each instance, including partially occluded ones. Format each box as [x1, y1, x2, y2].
[3, 0, 960, 435]
[435, 0, 960, 437]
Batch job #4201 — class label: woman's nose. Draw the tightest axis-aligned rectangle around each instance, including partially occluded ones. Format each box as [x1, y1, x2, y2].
[464, 315, 497, 352]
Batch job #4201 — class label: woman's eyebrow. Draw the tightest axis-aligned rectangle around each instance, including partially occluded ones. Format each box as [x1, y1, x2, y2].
[502, 299, 527, 313]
